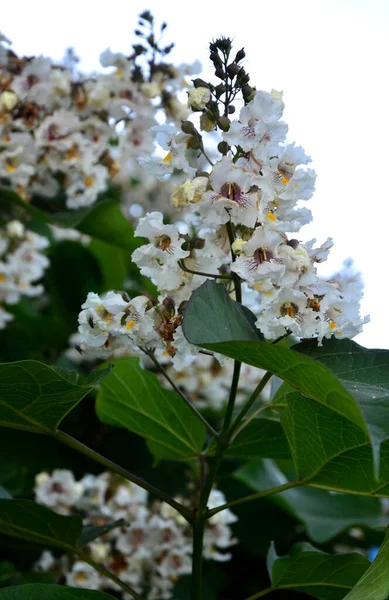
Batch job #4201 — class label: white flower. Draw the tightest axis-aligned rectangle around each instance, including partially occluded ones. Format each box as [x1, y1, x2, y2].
[34, 470, 84, 513]
[66, 562, 102, 590]
[188, 87, 211, 110]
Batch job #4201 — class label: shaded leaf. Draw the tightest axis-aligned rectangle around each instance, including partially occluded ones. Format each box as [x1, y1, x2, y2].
[0, 188, 136, 252]
[267, 543, 370, 600]
[0, 500, 82, 550]
[235, 460, 383, 542]
[183, 281, 367, 433]
[0, 360, 108, 434]
[215, 419, 291, 459]
[96, 357, 205, 460]
[0, 584, 116, 600]
[281, 392, 389, 496]
[289, 338, 389, 477]
[343, 526, 389, 600]
[78, 519, 127, 548]
[0, 487, 12, 499]
[0, 561, 18, 587]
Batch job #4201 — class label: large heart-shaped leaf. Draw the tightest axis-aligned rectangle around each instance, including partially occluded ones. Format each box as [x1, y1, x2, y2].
[285, 338, 389, 475]
[281, 391, 389, 496]
[0, 361, 109, 434]
[183, 281, 368, 434]
[343, 526, 389, 600]
[96, 358, 206, 461]
[0, 584, 116, 600]
[264, 543, 370, 600]
[235, 460, 383, 542]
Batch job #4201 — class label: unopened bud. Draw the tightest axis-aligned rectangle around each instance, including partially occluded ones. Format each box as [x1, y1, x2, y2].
[235, 48, 246, 62]
[214, 84, 226, 98]
[192, 237, 206, 250]
[181, 120, 196, 135]
[193, 78, 209, 89]
[217, 141, 229, 155]
[200, 113, 215, 132]
[227, 63, 240, 77]
[217, 116, 231, 132]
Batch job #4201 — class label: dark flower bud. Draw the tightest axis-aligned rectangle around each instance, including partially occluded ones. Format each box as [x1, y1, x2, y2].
[217, 116, 231, 132]
[193, 78, 210, 89]
[209, 52, 223, 69]
[178, 301, 188, 315]
[215, 68, 225, 80]
[227, 63, 240, 77]
[214, 84, 226, 97]
[217, 141, 229, 155]
[228, 105, 236, 114]
[192, 238, 206, 250]
[287, 239, 300, 249]
[187, 136, 200, 150]
[235, 48, 246, 62]
[181, 120, 196, 135]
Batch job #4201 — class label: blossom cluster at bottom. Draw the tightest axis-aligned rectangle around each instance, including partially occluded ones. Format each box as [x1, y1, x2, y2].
[34, 470, 237, 599]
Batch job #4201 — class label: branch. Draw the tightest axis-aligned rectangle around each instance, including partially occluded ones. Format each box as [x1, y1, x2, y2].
[76, 549, 142, 600]
[142, 348, 219, 439]
[228, 371, 273, 440]
[178, 259, 232, 280]
[206, 480, 304, 518]
[54, 430, 193, 523]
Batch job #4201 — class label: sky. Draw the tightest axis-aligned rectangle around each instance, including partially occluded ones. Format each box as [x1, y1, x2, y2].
[3, 0, 389, 348]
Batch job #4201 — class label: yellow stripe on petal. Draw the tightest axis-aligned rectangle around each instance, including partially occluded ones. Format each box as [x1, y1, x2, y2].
[126, 319, 135, 330]
[162, 152, 172, 164]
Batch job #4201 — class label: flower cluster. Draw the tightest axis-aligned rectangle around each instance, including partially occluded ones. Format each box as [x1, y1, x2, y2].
[0, 220, 49, 328]
[75, 38, 368, 372]
[0, 13, 195, 212]
[34, 470, 237, 598]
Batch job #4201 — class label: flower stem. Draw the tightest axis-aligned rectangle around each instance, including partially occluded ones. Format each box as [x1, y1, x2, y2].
[142, 348, 219, 439]
[76, 550, 142, 600]
[228, 371, 273, 439]
[55, 430, 193, 522]
[178, 259, 232, 280]
[207, 480, 303, 519]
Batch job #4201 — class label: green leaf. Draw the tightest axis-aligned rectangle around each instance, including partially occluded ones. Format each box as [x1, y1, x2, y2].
[0, 500, 82, 550]
[235, 460, 383, 542]
[0, 561, 18, 587]
[0, 360, 108, 434]
[220, 419, 291, 459]
[281, 391, 389, 495]
[288, 338, 389, 476]
[88, 240, 129, 290]
[183, 281, 368, 433]
[77, 519, 127, 548]
[343, 526, 389, 600]
[0, 584, 116, 600]
[0, 188, 136, 252]
[77, 200, 137, 252]
[266, 543, 370, 600]
[96, 357, 206, 461]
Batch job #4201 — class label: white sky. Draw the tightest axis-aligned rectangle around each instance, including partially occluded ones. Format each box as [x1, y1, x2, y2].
[3, 0, 389, 348]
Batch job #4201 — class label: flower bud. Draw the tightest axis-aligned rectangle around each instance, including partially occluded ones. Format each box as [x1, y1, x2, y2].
[217, 116, 231, 132]
[227, 63, 240, 77]
[200, 113, 215, 132]
[193, 78, 209, 89]
[181, 120, 196, 135]
[214, 84, 226, 98]
[235, 48, 246, 62]
[217, 141, 229, 155]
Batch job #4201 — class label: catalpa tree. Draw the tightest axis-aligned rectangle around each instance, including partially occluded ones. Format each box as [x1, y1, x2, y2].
[0, 11, 387, 600]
